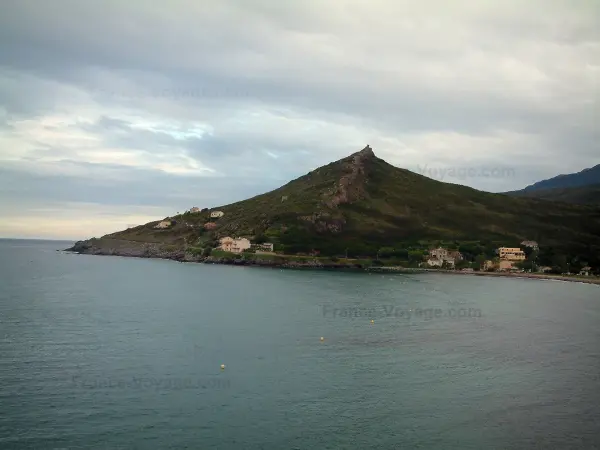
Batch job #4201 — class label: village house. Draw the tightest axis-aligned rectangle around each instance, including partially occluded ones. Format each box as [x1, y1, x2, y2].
[538, 266, 552, 273]
[219, 237, 251, 253]
[189, 207, 201, 213]
[520, 240, 539, 250]
[154, 220, 172, 229]
[426, 258, 445, 268]
[427, 247, 462, 268]
[203, 222, 217, 230]
[210, 211, 224, 218]
[498, 260, 514, 271]
[448, 250, 463, 261]
[497, 247, 526, 261]
[253, 242, 274, 253]
[579, 266, 592, 276]
[429, 247, 449, 260]
[483, 260, 495, 271]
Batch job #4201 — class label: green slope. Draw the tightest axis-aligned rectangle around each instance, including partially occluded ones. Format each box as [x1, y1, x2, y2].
[70, 146, 600, 264]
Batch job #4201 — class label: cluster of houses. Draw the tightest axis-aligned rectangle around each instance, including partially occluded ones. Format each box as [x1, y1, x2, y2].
[425, 240, 591, 275]
[151, 213, 596, 275]
[154, 208, 226, 230]
[426, 241, 536, 272]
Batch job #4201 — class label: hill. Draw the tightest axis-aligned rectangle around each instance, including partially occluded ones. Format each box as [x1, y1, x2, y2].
[68, 146, 600, 266]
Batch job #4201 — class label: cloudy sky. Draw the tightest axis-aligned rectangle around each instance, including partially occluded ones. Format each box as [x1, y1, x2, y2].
[0, 0, 598, 239]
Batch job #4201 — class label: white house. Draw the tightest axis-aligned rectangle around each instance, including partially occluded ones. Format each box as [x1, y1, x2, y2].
[219, 237, 251, 253]
[253, 242, 274, 253]
[210, 211, 224, 218]
[427, 247, 461, 267]
[520, 240, 539, 250]
[190, 207, 201, 213]
[154, 220, 172, 229]
[427, 258, 445, 268]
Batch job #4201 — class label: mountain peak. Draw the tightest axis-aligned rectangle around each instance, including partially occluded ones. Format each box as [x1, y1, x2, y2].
[323, 146, 375, 208]
[353, 145, 374, 159]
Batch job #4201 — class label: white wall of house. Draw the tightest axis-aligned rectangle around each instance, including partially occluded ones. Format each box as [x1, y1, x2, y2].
[218, 236, 250, 253]
[253, 243, 274, 252]
[210, 211, 224, 218]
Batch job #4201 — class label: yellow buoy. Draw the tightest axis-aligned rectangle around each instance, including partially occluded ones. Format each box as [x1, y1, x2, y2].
[220, 364, 226, 370]
[370, 319, 374, 324]
[320, 337, 324, 341]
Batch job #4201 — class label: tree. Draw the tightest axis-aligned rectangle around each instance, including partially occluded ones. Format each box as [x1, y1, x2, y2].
[474, 254, 487, 269]
[516, 260, 534, 271]
[441, 261, 454, 270]
[455, 260, 471, 270]
[254, 234, 268, 244]
[408, 250, 424, 263]
[551, 254, 568, 273]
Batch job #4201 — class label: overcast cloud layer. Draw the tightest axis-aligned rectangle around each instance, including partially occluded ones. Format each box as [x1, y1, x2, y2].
[0, 0, 598, 239]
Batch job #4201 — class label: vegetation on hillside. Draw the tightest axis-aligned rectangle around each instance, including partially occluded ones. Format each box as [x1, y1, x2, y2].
[73, 146, 600, 269]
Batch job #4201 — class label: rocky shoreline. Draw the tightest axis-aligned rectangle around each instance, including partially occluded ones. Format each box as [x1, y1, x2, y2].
[64, 239, 366, 269]
[65, 240, 600, 285]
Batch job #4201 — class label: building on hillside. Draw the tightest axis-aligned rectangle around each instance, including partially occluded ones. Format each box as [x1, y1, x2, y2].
[427, 247, 461, 268]
[210, 211, 224, 218]
[426, 258, 446, 268]
[482, 260, 495, 271]
[520, 240, 539, 250]
[204, 222, 217, 230]
[497, 247, 526, 261]
[190, 207, 201, 213]
[154, 220, 172, 229]
[219, 237, 251, 253]
[253, 242, 274, 253]
[430, 248, 449, 260]
[498, 260, 513, 271]
[448, 250, 464, 261]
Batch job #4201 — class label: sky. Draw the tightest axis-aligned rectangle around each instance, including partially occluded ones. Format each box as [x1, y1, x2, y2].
[0, 0, 598, 239]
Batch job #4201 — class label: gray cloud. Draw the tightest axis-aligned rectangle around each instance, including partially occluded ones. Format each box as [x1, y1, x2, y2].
[0, 0, 598, 238]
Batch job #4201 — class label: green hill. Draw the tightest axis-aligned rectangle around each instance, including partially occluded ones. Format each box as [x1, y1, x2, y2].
[68, 146, 600, 266]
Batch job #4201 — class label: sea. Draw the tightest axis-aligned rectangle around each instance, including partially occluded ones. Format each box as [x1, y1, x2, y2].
[1, 239, 599, 449]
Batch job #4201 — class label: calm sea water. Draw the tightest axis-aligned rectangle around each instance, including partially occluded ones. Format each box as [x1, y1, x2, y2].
[1, 239, 599, 449]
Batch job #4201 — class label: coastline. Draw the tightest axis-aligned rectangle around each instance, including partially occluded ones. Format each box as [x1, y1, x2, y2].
[437, 269, 600, 285]
[64, 242, 600, 286]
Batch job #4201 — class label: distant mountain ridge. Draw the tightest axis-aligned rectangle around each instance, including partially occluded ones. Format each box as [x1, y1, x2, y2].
[507, 163, 600, 204]
[523, 164, 600, 191]
[508, 184, 600, 205]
